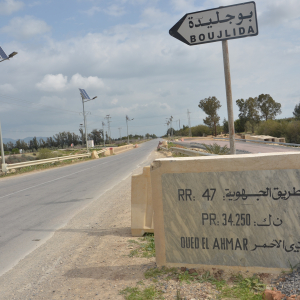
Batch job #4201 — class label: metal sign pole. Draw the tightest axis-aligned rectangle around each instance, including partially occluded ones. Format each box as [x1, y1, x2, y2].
[222, 40, 236, 154]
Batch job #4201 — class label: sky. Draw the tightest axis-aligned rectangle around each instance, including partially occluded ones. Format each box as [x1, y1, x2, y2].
[0, 0, 299, 140]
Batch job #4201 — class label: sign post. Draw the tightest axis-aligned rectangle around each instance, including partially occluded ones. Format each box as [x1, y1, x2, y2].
[169, 1, 258, 154]
[222, 40, 236, 154]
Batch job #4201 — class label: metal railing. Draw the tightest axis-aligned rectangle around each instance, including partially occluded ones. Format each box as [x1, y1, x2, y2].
[1, 149, 106, 171]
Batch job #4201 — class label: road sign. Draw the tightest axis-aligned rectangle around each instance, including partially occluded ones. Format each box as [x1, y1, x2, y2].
[169, 1, 258, 46]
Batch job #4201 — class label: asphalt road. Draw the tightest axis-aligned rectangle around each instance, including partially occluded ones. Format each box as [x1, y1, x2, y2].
[0, 139, 159, 277]
[178, 139, 300, 154]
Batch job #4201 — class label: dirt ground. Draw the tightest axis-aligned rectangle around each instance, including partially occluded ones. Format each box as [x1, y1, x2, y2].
[0, 150, 280, 300]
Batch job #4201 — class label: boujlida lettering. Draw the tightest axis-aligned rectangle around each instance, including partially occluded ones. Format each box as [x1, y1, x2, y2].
[190, 26, 255, 43]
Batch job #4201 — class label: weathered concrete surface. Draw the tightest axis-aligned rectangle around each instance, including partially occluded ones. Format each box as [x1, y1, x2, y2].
[91, 151, 99, 159]
[131, 166, 154, 236]
[151, 152, 300, 272]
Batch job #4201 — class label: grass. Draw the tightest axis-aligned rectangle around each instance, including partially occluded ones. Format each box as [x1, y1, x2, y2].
[172, 152, 188, 157]
[143, 267, 265, 299]
[218, 275, 265, 300]
[119, 286, 163, 300]
[128, 233, 155, 258]
[123, 233, 267, 300]
[167, 142, 176, 149]
[201, 143, 230, 155]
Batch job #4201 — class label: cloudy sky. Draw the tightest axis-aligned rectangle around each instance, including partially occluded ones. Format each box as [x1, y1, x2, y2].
[0, 0, 299, 140]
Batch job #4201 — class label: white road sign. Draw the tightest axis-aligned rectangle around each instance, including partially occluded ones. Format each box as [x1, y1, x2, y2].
[169, 1, 258, 46]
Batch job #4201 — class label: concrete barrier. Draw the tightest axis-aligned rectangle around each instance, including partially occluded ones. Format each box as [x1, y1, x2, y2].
[131, 166, 154, 236]
[114, 144, 134, 153]
[104, 149, 111, 156]
[150, 152, 300, 272]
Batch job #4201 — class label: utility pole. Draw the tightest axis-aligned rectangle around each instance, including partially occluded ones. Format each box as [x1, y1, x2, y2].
[102, 121, 105, 147]
[0, 120, 7, 173]
[187, 109, 192, 137]
[165, 121, 170, 137]
[170, 116, 173, 137]
[79, 124, 84, 146]
[118, 127, 122, 140]
[79, 89, 97, 152]
[126, 115, 134, 144]
[0, 46, 18, 174]
[105, 115, 111, 144]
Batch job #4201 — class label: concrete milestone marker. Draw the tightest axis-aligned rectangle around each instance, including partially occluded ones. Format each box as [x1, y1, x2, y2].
[151, 153, 300, 272]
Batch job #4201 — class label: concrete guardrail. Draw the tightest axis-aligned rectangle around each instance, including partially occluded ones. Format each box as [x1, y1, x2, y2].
[213, 137, 300, 148]
[1, 149, 106, 172]
[170, 147, 216, 156]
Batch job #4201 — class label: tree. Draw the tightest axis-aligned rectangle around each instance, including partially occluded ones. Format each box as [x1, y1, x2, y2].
[198, 96, 221, 136]
[29, 137, 39, 150]
[236, 97, 260, 133]
[257, 94, 281, 121]
[88, 129, 103, 145]
[293, 103, 300, 120]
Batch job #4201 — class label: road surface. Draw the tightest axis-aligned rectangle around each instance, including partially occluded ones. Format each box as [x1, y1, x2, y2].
[0, 139, 159, 276]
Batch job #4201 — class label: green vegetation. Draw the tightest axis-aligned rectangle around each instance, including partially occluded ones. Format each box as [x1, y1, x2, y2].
[201, 143, 230, 155]
[143, 267, 265, 299]
[119, 286, 163, 300]
[128, 233, 155, 258]
[256, 119, 300, 144]
[219, 275, 265, 300]
[38, 148, 57, 159]
[124, 234, 266, 300]
[198, 96, 221, 136]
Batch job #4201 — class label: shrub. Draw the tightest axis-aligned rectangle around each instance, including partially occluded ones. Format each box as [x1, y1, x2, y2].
[11, 148, 19, 154]
[191, 125, 211, 137]
[201, 143, 230, 155]
[256, 120, 288, 138]
[285, 121, 300, 144]
[38, 148, 55, 159]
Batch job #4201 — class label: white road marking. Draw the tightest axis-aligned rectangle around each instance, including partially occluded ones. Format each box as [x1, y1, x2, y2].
[0, 160, 112, 200]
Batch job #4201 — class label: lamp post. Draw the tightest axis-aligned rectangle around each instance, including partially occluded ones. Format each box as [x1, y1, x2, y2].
[79, 124, 84, 146]
[126, 115, 134, 145]
[79, 89, 97, 152]
[0, 46, 17, 174]
[102, 121, 105, 147]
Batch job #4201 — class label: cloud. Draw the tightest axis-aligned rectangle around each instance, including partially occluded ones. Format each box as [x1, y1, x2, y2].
[69, 73, 105, 89]
[0, 0, 24, 15]
[36, 73, 105, 92]
[258, 0, 300, 26]
[82, 5, 126, 17]
[103, 5, 126, 16]
[82, 6, 101, 16]
[36, 74, 68, 92]
[169, 0, 200, 12]
[0, 83, 17, 93]
[111, 98, 118, 105]
[1, 16, 51, 39]
[1, 0, 300, 139]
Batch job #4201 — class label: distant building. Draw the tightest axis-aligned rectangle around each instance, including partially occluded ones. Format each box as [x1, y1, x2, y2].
[87, 140, 94, 148]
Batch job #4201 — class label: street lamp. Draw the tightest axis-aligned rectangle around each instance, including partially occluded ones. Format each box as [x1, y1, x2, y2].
[126, 115, 134, 145]
[79, 88, 97, 152]
[0, 46, 17, 174]
[0, 46, 17, 63]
